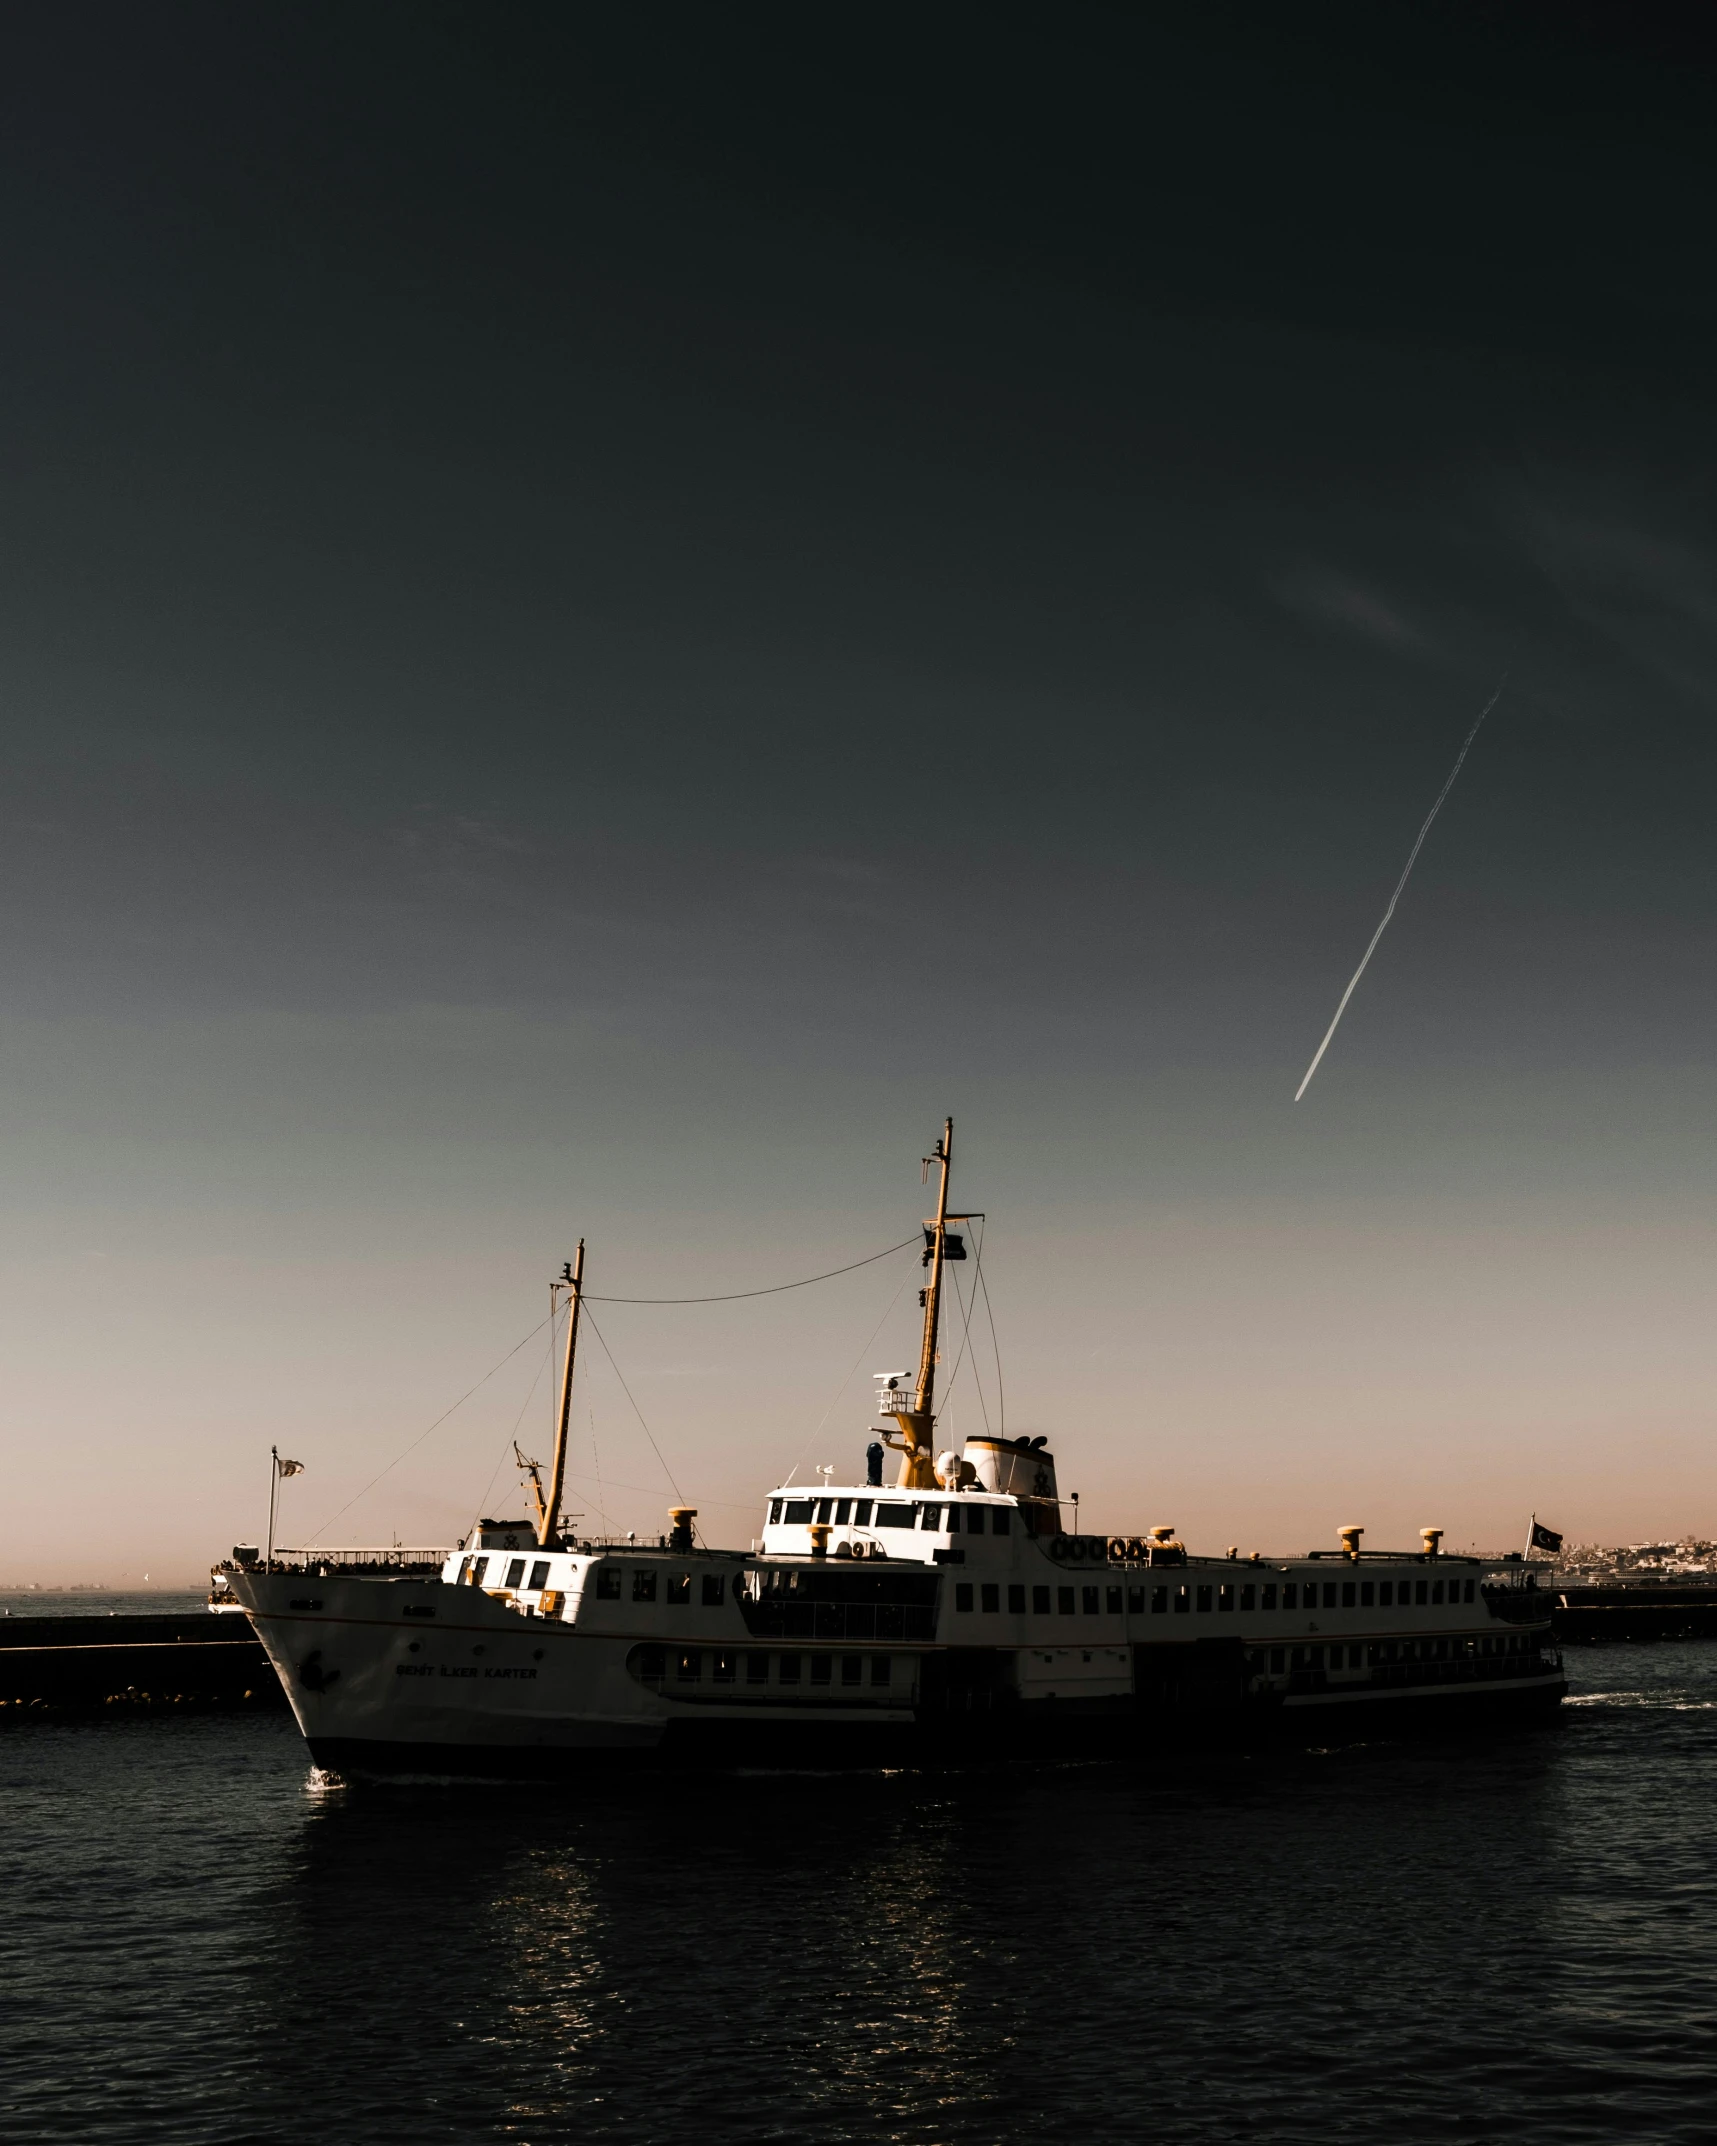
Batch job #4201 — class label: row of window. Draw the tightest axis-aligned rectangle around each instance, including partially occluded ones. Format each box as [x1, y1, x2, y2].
[465, 1555, 1479, 1618]
[592, 1567, 727, 1605]
[634, 1647, 896, 1688]
[954, 1576, 1480, 1616]
[460, 1555, 553, 1591]
[630, 1637, 1533, 1689]
[770, 1497, 1011, 1535]
[1250, 1633, 1538, 1675]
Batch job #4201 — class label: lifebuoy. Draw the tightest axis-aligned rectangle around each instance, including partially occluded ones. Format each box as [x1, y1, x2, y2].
[1108, 1536, 1129, 1562]
[1050, 1535, 1070, 1561]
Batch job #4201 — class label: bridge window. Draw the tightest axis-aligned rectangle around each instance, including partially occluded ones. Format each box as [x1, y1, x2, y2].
[596, 1566, 621, 1599]
[712, 1652, 735, 1684]
[1107, 1586, 1123, 1613]
[1359, 1581, 1374, 1607]
[1218, 1586, 1233, 1612]
[633, 1570, 657, 1603]
[1082, 1587, 1099, 1615]
[1379, 1580, 1394, 1606]
[1415, 1580, 1428, 1604]
[1283, 1584, 1298, 1610]
[1464, 1579, 1476, 1602]
[955, 1583, 974, 1612]
[1240, 1585, 1255, 1610]
[815, 1499, 832, 1524]
[982, 1584, 1000, 1612]
[769, 1500, 783, 1524]
[965, 1507, 985, 1535]
[783, 1500, 814, 1524]
[1196, 1586, 1212, 1612]
[745, 1652, 769, 1683]
[667, 1574, 691, 1605]
[702, 1574, 724, 1606]
[1322, 1583, 1338, 1609]
[853, 1500, 872, 1525]
[875, 1504, 916, 1528]
[834, 1499, 851, 1524]
[1341, 1582, 1355, 1608]
[676, 1650, 700, 1681]
[945, 1505, 962, 1532]
[1058, 1587, 1075, 1615]
[1008, 1584, 1025, 1612]
[1152, 1587, 1168, 1614]
[870, 1656, 891, 1686]
[810, 1655, 832, 1685]
[1269, 1647, 1285, 1672]
[1033, 1585, 1050, 1613]
[841, 1655, 862, 1686]
[779, 1653, 801, 1684]
[504, 1558, 526, 1588]
[1431, 1580, 1444, 1604]
[1262, 1584, 1277, 1610]
[1174, 1587, 1190, 1615]
[991, 1508, 1011, 1535]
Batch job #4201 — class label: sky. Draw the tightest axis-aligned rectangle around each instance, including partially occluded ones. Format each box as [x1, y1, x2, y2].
[5, 2, 1717, 1583]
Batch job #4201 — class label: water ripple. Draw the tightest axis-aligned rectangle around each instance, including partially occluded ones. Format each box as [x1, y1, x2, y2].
[1, 1647, 1714, 2143]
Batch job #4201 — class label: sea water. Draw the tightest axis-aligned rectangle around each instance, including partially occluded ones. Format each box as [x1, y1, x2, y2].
[2, 1643, 1714, 2144]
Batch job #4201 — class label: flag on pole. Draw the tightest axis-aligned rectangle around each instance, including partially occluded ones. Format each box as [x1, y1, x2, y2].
[1528, 1519, 1563, 1553]
[276, 1457, 306, 1478]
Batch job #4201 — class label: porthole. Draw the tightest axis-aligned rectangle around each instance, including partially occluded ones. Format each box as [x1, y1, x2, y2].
[472, 1645, 486, 1657]
[532, 1649, 544, 1661]
[408, 1641, 421, 1654]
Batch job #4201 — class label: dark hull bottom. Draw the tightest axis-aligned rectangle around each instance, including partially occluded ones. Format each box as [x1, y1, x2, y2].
[306, 1680, 1566, 1780]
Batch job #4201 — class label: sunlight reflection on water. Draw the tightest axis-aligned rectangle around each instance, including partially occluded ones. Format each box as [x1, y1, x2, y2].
[1, 1645, 1714, 2143]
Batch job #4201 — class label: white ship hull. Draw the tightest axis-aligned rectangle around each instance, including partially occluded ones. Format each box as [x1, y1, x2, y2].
[225, 1514, 1565, 1780]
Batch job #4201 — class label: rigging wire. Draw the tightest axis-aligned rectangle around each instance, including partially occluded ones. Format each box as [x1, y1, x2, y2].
[581, 1236, 917, 1304]
[305, 1314, 551, 1543]
[587, 1390, 607, 1533]
[471, 1432, 525, 1530]
[559, 1466, 758, 1514]
[581, 1303, 686, 1503]
[466, 1307, 560, 1525]
[949, 1259, 994, 1438]
[298, 1235, 942, 1542]
[781, 1266, 914, 1487]
[937, 1216, 991, 1430]
[975, 1242, 1006, 1438]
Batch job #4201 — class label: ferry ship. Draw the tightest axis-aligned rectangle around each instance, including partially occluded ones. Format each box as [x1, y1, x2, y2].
[217, 1122, 1565, 1777]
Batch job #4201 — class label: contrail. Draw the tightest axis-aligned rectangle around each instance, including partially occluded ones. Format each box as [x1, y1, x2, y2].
[1294, 680, 1505, 1102]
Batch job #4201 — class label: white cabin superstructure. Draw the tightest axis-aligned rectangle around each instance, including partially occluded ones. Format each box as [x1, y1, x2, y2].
[217, 1120, 1565, 1778]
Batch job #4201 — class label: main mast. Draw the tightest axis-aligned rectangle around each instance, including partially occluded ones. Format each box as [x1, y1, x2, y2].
[885, 1119, 953, 1490]
[538, 1240, 584, 1549]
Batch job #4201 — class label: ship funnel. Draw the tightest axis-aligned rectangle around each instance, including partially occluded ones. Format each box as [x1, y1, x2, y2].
[962, 1434, 1058, 1510]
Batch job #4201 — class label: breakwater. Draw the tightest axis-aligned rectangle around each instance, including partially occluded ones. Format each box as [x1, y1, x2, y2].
[1550, 1583, 1717, 1643]
[0, 1611, 282, 1710]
